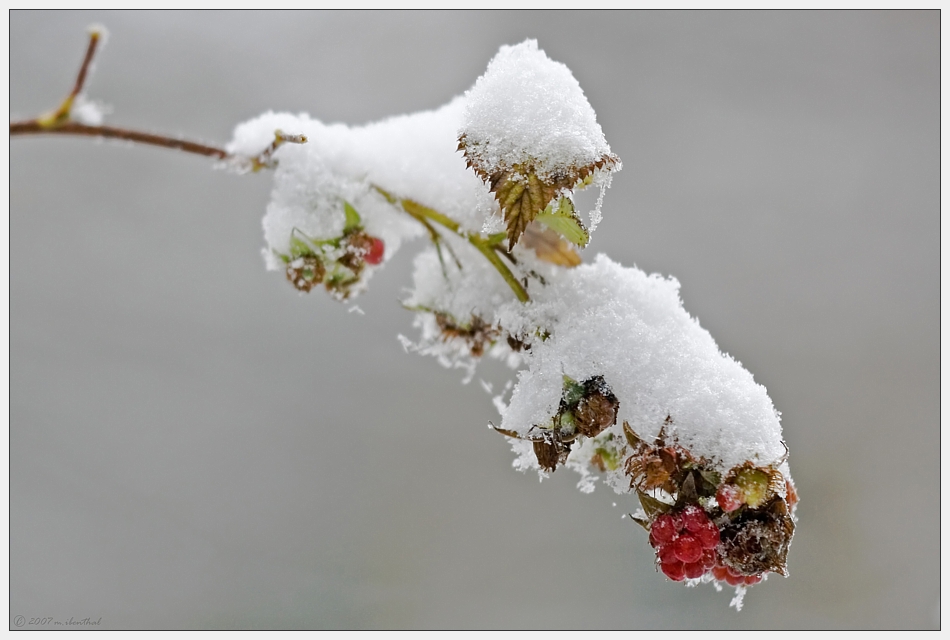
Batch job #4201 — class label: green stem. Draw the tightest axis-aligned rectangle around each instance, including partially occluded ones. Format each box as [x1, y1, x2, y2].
[373, 186, 530, 303]
[468, 235, 530, 303]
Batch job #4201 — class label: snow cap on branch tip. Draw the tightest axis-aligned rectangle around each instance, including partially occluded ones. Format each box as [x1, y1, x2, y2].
[458, 39, 620, 248]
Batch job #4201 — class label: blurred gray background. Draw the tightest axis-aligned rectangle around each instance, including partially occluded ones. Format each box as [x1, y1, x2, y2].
[10, 10, 938, 630]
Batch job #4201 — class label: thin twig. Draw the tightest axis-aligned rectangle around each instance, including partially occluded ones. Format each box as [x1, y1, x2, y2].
[10, 120, 229, 159]
[11, 27, 231, 161]
[37, 27, 104, 129]
[70, 28, 101, 104]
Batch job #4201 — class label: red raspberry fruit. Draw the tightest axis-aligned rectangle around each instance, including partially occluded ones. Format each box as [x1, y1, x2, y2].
[681, 505, 708, 532]
[716, 484, 743, 512]
[695, 520, 721, 549]
[684, 561, 706, 580]
[658, 544, 678, 566]
[743, 574, 762, 585]
[724, 570, 745, 587]
[701, 549, 717, 569]
[672, 534, 703, 564]
[671, 511, 685, 532]
[651, 514, 677, 545]
[660, 559, 686, 581]
[711, 565, 730, 582]
[365, 237, 385, 265]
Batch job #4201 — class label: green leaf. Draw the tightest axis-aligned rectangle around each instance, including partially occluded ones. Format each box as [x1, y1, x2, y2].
[697, 469, 722, 497]
[289, 231, 317, 259]
[535, 197, 589, 248]
[594, 446, 619, 471]
[343, 201, 362, 233]
[560, 375, 586, 408]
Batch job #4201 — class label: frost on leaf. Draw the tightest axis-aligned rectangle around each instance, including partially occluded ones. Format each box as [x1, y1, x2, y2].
[458, 39, 619, 248]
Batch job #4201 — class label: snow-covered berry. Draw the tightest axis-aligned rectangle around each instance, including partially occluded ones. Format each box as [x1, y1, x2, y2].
[716, 484, 743, 512]
[651, 513, 677, 545]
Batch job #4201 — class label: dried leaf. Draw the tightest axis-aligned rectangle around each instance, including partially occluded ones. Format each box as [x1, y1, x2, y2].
[521, 222, 581, 267]
[628, 514, 651, 531]
[492, 425, 522, 439]
[637, 489, 671, 520]
[622, 421, 644, 449]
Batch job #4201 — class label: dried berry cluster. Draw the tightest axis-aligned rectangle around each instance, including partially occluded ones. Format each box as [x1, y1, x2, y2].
[433, 313, 502, 359]
[278, 202, 384, 299]
[494, 375, 619, 471]
[623, 420, 796, 588]
[493, 374, 796, 593]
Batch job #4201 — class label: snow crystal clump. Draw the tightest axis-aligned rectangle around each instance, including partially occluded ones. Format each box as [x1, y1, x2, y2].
[461, 39, 614, 177]
[227, 100, 497, 273]
[496, 254, 786, 478]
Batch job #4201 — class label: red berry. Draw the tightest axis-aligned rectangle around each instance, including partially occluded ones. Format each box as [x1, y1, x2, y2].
[671, 512, 685, 532]
[744, 574, 762, 585]
[672, 534, 703, 564]
[684, 561, 706, 579]
[711, 565, 730, 582]
[681, 505, 708, 532]
[651, 514, 677, 545]
[695, 520, 721, 549]
[658, 544, 678, 565]
[724, 571, 745, 586]
[716, 484, 743, 512]
[364, 237, 385, 265]
[660, 560, 686, 581]
[701, 549, 717, 568]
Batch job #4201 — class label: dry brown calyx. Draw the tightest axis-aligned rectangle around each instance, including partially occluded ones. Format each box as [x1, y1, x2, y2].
[286, 256, 326, 293]
[434, 313, 501, 358]
[492, 375, 619, 472]
[717, 496, 795, 577]
[622, 418, 721, 500]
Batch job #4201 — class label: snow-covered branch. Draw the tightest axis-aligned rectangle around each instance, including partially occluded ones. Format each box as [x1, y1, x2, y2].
[11, 29, 796, 610]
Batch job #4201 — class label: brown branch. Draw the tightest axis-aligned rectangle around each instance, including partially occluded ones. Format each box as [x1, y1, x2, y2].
[10, 120, 229, 159]
[70, 28, 101, 104]
[11, 26, 232, 162]
[39, 27, 105, 128]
